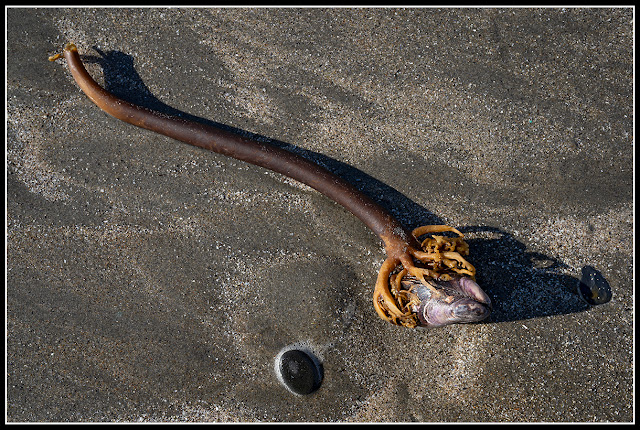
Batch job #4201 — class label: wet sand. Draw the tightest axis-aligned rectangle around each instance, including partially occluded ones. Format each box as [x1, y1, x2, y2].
[6, 7, 633, 422]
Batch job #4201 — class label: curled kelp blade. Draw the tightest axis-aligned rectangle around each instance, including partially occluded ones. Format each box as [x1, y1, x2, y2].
[406, 276, 492, 328]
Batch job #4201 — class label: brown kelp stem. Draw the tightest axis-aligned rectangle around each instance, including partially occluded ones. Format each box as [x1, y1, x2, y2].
[50, 43, 484, 327]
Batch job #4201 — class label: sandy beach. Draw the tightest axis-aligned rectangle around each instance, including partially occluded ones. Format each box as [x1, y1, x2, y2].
[6, 7, 633, 422]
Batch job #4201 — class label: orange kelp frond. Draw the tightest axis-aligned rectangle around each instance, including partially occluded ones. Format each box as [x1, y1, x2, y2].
[411, 225, 475, 280]
[372, 224, 476, 327]
[48, 43, 77, 62]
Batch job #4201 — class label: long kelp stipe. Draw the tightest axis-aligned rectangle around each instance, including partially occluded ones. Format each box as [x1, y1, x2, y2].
[50, 43, 491, 328]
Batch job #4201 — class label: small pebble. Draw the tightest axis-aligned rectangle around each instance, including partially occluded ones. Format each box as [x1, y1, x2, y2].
[276, 348, 323, 395]
[577, 265, 612, 305]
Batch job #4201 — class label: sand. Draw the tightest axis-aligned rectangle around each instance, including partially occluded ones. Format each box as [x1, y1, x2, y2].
[6, 7, 633, 422]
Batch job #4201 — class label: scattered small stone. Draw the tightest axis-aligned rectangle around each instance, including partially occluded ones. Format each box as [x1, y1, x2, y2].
[276, 348, 323, 395]
[577, 265, 612, 305]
